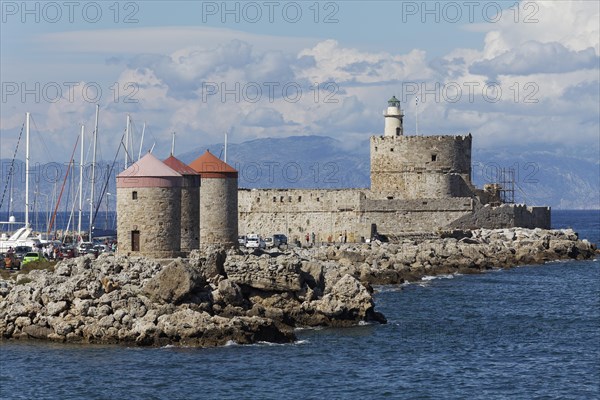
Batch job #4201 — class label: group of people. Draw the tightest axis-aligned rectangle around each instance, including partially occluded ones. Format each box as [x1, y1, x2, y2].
[304, 231, 348, 246]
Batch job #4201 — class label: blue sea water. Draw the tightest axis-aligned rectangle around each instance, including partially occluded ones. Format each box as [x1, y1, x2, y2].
[0, 210, 598, 399]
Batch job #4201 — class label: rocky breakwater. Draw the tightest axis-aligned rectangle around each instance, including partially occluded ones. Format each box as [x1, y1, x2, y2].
[305, 228, 597, 286]
[0, 228, 594, 347]
[0, 247, 385, 347]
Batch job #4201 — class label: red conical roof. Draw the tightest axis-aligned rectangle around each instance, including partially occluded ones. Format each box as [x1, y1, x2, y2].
[189, 150, 237, 178]
[163, 154, 200, 176]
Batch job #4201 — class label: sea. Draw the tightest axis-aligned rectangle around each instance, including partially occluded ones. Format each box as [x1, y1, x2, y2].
[0, 210, 598, 399]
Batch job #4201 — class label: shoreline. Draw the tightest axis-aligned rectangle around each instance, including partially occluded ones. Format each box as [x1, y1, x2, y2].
[0, 227, 596, 348]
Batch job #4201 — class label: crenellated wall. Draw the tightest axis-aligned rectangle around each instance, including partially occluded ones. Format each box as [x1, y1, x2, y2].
[238, 188, 476, 242]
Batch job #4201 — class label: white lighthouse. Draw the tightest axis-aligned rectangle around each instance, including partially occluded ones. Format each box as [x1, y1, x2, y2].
[383, 95, 404, 136]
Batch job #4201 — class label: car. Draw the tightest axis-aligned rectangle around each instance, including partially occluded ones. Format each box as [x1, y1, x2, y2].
[94, 244, 111, 254]
[22, 252, 44, 265]
[272, 234, 288, 247]
[237, 235, 247, 246]
[77, 242, 95, 255]
[59, 245, 76, 259]
[245, 234, 266, 249]
[264, 237, 274, 248]
[14, 246, 32, 260]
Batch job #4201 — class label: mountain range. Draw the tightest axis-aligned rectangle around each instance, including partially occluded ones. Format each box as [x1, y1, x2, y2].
[2, 135, 598, 211]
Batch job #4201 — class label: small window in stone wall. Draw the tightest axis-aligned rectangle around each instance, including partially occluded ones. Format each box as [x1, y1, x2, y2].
[280, 196, 284, 202]
[132, 191, 138, 200]
[375, 146, 378, 151]
[273, 196, 276, 202]
[298, 196, 302, 202]
[288, 196, 292, 202]
[431, 154, 437, 161]
[316, 197, 320, 202]
[256, 197, 260, 203]
[390, 148, 394, 152]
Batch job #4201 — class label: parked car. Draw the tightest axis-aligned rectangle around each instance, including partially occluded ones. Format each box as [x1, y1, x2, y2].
[245, 234, 266, 249]
[94, 244, 112, 254]
[264, 237, 274, 248]
[272, 234, 288, 247]
[14, 246, 32, 260]
[237, 235, 247, 246]
[59, 245, 76, 259]
[22, 252, 44, 265]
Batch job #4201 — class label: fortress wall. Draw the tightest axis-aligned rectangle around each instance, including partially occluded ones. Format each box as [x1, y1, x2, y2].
[239, 189, 475, 241]
[448, 204, 551, 230]
[514, 206, 551, 229]
[360, 197, 474, 234]
[239, 189, 367, 243]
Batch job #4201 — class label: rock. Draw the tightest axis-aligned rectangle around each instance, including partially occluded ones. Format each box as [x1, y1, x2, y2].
[224, 254, 303, 292]
[217, 279, 245, 307]
[312, 274, 377, 325]
[143, 259, 205, 304]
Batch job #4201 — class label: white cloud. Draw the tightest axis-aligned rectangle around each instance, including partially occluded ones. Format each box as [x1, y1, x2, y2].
[2, 1, 598, 163]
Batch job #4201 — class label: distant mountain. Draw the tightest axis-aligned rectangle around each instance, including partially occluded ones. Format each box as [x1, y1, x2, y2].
[179, 135, 599, 209]
[2, 136, 598, 211]
[178, 135, 371, 190]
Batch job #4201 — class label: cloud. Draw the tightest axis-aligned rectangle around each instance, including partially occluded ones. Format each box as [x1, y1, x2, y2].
[243, 107, 286, 127]
[3, 1, 599, 164]
[470, 41, 599, 77]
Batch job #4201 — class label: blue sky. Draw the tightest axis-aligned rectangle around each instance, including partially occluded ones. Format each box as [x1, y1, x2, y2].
[1, 0, 599, 165]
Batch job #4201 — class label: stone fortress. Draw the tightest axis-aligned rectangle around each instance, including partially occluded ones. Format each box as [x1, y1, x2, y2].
[116, 96, 550, 257]
[238, 96, 550, 243]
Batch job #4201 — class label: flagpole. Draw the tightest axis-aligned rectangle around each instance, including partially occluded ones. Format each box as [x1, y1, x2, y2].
[415, 96, 419, 136]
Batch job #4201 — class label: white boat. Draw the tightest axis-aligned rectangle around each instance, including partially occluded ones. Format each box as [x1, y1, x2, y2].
[0, 226, 41, 252]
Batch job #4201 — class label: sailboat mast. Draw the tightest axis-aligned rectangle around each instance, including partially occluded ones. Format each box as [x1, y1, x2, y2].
[90, 105, 99, 242]
[25, 112, 30, 227]
[224, 131, 228, 163]
[78, 124, 84, 237]
[138, 122, 145, 161]
[124, 114, 130, 169]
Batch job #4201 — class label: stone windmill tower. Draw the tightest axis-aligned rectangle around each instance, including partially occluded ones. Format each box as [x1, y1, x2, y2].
[189, 150, 238, 247]
[163, 154, 200, 253]
[116, 153, 183, 258]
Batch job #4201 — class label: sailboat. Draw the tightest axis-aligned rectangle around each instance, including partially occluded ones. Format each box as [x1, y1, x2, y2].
[0, 112, 42, 251]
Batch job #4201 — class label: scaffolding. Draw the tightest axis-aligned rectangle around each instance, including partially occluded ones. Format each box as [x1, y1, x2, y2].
[498, 168, 515, 204]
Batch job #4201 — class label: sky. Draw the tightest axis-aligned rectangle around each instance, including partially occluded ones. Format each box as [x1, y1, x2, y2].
[1, 0, 599, 167]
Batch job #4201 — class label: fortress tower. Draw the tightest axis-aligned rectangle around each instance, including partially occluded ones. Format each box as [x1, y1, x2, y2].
[371, 97, 474, 199]
[163, 154, 200, 253]
[116, 153, 183, 258]
[189, 150, 238, 247]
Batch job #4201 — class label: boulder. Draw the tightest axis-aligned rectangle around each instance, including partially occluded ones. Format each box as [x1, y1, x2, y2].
[143, 259, 205, 304]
